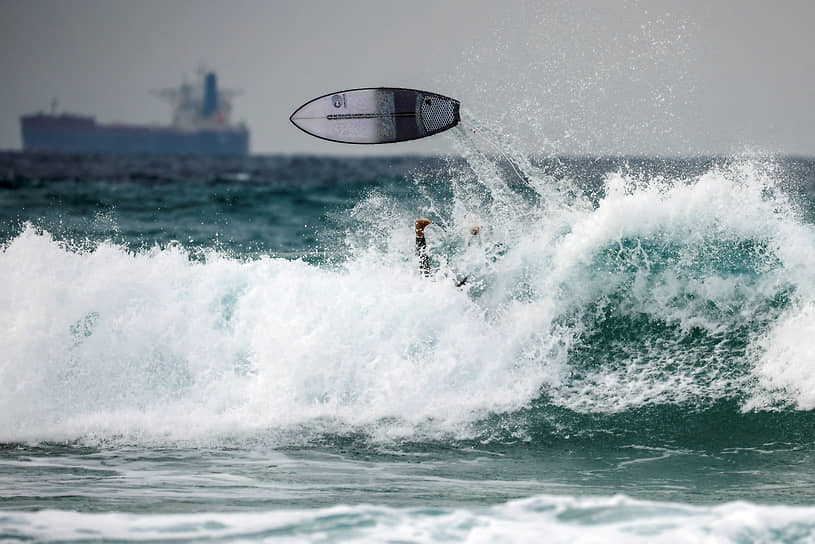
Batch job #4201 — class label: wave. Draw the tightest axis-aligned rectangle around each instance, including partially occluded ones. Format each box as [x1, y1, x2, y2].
[2, 152, 815, 445]
[2, 494, 814, 542]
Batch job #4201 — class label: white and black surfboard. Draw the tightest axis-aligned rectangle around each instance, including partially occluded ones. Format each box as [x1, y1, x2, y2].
[290, 87, 460, 144]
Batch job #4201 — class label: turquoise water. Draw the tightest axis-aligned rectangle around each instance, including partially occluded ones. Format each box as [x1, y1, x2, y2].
[3, 146, 815, 541]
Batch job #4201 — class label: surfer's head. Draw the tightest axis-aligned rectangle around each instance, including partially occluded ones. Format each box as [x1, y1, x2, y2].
[415, 219, 432, 237]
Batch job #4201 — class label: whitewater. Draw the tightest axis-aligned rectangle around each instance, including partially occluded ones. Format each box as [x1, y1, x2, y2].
[2, 147, 815, 541]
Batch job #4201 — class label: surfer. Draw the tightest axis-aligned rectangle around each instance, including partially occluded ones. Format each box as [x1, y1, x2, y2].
[415, 219, 432, 276]
[415, 219, 480, 284]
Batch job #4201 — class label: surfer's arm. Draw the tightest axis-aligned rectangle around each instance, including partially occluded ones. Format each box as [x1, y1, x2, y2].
[415, 219, 432, 276]
[456, 226, 481, 287]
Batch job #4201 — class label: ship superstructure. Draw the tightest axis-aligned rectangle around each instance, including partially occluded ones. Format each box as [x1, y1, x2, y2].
[21, 69, 250, 155]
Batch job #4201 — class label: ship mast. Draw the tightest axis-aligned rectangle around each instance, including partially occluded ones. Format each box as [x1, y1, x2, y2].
[151, 68, 241, 131]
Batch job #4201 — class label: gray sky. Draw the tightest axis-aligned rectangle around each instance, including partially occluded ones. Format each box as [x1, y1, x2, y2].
[1, 0, 813, 155]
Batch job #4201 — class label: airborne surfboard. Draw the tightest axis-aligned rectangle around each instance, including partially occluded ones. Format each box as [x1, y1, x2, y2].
[290, 88, 460, 144]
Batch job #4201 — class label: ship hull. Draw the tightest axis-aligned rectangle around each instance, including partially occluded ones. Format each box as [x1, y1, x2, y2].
[21, 114, 249, 155]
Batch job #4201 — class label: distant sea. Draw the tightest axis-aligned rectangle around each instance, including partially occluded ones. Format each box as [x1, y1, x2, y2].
[3, 146, 815, 542]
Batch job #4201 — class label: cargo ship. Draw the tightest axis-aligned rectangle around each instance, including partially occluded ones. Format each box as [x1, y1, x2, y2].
[20, 70, 249, 155]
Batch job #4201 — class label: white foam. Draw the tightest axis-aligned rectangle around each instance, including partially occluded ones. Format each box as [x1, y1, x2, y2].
[747, 300, 815, 410]
[2, 494, 814, 542]
[0, 226, 559, 444]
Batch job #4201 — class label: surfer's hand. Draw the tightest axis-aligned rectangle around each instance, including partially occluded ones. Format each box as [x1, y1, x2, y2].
[415, 219, 432, 236]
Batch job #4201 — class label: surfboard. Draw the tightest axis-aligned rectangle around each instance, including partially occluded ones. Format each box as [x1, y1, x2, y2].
[290, 88, 460, 144]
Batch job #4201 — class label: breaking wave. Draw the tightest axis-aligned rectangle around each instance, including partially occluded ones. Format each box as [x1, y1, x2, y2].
[2, 149, 815, 446]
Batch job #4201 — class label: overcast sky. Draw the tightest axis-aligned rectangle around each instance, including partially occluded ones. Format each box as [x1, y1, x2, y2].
[1, 0, 813, 155]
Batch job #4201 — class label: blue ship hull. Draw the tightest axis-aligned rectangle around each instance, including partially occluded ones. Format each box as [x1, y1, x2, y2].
[21, 114, 249, 155]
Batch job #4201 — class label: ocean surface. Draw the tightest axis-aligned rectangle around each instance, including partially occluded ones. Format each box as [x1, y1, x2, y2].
[3, 140, 815, 541]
